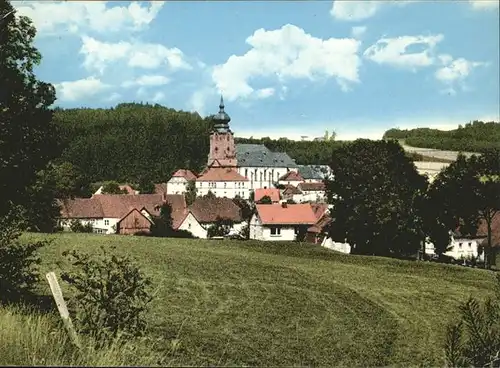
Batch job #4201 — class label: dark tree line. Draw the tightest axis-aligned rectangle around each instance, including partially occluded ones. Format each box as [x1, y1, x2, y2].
[384, 121, 500, 153]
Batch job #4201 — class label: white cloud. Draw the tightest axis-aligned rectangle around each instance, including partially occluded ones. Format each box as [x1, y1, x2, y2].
[80, 36, 190, 74]
[330, 0, 415, 21]
[212, 24, 361, 101]
[351, 26, 367, 39]
[122, 75, 170, 88]
[434, 56, 486, 94]
[55, 76, 110, 101]
[331, 1, 382, 21]
[152, 92, 166, 103]
[255, 88, 275, 99]
[469, 0, 499, 10]
[106, 92, 121, 102]
[14, 1, 164, 36]
[363, 34, 444, 69]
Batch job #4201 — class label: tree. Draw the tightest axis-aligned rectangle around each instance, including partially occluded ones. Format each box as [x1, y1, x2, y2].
[444, 274, 500, 367]
[325, 139, 428, 257]
[204, 190, 216, 199]
[256, 195, 272, 204]
[150, 202, 173, 237]
[429, 151, 500, 268]
[207, 217, 233, 238]
[185, 180, 197, 206]
[233, 195, 254, 222]
[137, 177, 155, 194]
[0, 0, 62, 217]
[101, 181, 127, 195]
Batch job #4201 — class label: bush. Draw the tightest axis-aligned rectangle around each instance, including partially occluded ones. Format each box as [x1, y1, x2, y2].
[61, 247, 153, 346]
[0, 207, 47, 303]
[69, 219, 93, 233]
[444, 274, 500, 367]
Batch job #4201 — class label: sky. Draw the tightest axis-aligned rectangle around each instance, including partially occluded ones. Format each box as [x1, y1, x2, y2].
[13, 0, 500, 141]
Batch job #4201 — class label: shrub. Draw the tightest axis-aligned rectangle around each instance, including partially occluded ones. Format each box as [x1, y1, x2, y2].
[0, 206, 47, 303]
[69, 219, 93, 233]
[444, 274, 500, 367]
[61, 247, 153, 346]
[207, 217, 233, 238]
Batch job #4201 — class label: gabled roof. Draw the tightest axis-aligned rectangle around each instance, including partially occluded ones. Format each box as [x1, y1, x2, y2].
[279, 170, 304, 181]
[117, 208, 153, 225]
[235, 144, 298, 168]
[297, 165, 324, 180]
[307, 213, 332, 233]
[171, 169, 197, 181]
[282, 184, 302, 195]
[196, 167, 248, 182]
[310, 203, 329, 220]
[189, 197, 243, 223]
[255, 203, 317, 225]
[255, 188, 280, 202]
[59, 198, 104, 218]
[298, 182, 326, 191]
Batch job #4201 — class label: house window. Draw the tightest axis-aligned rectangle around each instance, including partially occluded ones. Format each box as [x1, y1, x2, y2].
[468, 242, 472, 248]
[224, 182, 227, 188]
[458, 242, 462, 248]
[270, 227, 281, 236]
[104, 220, 109, 226]
[245, 169, 248, 178]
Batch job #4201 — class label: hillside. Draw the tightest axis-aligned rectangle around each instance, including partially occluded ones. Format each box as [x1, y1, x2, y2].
[10, 233, 495, 366]
[384, 120, 500, 153]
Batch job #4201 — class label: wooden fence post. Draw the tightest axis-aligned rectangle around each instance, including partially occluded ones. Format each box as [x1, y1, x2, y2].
[46, 271, 81, 349]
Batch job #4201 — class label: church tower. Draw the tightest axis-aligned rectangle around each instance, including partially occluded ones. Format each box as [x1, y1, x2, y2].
[207, 96, 237, 167]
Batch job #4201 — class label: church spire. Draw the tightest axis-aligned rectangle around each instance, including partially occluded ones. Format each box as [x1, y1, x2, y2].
[219, 95, 225, 112]
[212, 94, 231, 133]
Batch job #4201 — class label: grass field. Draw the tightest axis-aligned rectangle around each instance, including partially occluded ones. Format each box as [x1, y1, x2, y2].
[6, 233, 497, 366]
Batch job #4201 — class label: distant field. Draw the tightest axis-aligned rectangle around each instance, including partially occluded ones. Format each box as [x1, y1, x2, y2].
[16, 233, 496, 366]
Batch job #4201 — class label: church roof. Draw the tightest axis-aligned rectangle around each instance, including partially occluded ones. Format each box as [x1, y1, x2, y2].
[196, 167, 248, 182]
[236, 144, 298, 168]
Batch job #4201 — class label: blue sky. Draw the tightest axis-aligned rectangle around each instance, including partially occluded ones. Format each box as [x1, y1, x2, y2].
[15, 0, 500, 140]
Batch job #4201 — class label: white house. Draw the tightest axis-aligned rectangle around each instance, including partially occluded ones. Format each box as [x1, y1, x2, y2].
[175, 196, 246, 238]
[425, 234, 486, 262]
[296, 182, 327, 203]
[278, 171, 304, 187]
[196, 167, 249, 199]
[249, 203, 318, 241]
[166, 169, 197, 195]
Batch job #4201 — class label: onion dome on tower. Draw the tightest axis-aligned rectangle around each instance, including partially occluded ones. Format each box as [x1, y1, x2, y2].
[212, 95, 232, 134]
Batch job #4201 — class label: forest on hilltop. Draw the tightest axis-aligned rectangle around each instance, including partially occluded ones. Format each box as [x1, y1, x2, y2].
[383, 120, 500, 153]
[53, 103, 342, 185]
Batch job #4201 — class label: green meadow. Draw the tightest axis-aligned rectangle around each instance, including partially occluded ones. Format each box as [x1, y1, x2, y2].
[1, 233, 495, 366]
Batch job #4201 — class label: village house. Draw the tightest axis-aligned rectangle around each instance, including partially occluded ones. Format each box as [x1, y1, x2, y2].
[166, 169, 197, 195]
[176, 196, 245, 238]
[195, 167, 249, 199]
[296, 165, 326, 183]
[249, 203, 319, 241]
[297, 182, 327, 203]
[278, 171, 304, 186]
[281, 184, 303, 202]
[254, 188, 281, 203]
[58, 193, 186, 235]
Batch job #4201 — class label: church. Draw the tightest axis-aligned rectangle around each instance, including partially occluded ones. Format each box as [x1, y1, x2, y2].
[167, 97, 326, 200]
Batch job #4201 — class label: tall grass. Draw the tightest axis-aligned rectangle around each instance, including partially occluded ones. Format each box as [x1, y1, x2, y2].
[0, 305, 166, 366]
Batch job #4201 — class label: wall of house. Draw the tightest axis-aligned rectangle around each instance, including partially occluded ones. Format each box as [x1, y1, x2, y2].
[167, 177, 188, 194]
[425, 237, 485, 261]
[278, 179, 303, 186]
[196, 181, 249, 199]
[178, 213, 208, 238]
[295, 191, 326, 203]
[238, 166, 296, 190]
[249, 215, 297, 241]
[249, 214, 263, 240]
[118, 211, 151, 235]
[60, 217, 119, 234]
[321, 237, 352, 254]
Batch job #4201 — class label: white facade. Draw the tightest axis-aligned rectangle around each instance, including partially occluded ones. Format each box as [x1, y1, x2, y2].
[166, 177, 189, 195]
[321, 237, 352, 254]
[425, 236, 485, 261]
[60, 217, 119, 235]
[295, 190, 327, 203]
[249, 214, 298, 241]
[178, 212, 248, 239]
[196, 180, 249, 199]
[237, 166, 297, 190]
[278, 179, 304, 187]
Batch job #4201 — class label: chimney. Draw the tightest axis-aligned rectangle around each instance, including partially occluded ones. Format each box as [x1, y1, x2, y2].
[281, 202, 287, 208]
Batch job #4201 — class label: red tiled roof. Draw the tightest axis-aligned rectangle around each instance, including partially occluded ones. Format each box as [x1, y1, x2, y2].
[172, 169, 197, 181]
[279, 171, 304, 181]
[196, 167, 248, 182]
[282, 184, 302, 195]
[117, 208, 153, 224]
[255, 188, 280, 202]
[189, 197, 243, 223]
[165, 195, 188, 229]
[59, 198, 104, 218]
[299, 182, 325, 191]
[255, 203, 317, 225]
[307, 214, 332, 233]
[310, 203, 329, 220]
[154, 183, 168, 195]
